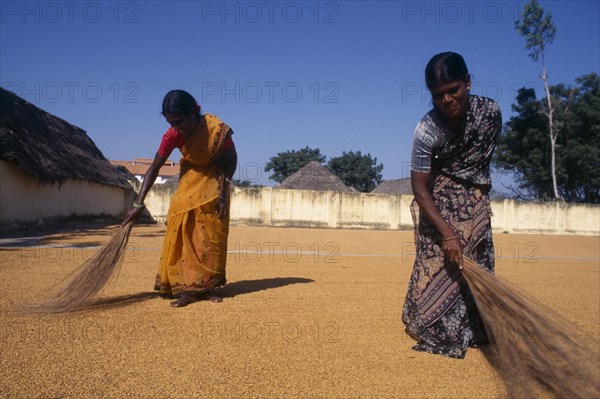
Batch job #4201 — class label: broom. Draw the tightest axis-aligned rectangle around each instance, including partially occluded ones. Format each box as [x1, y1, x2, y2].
[26, 222, 134, 313]
[461, 257, 600, 398]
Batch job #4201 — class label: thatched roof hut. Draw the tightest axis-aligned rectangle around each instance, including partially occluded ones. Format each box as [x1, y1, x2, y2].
[275, 161, 356, 192]
[371, 178, 413, 195]
[0, 87, 130, 188]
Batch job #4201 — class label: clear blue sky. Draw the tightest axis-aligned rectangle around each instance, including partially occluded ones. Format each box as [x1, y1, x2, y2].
[2, 1, 599, 188]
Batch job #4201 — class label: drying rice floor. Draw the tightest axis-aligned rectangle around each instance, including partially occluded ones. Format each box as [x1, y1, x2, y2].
[1, 224, 599, 399]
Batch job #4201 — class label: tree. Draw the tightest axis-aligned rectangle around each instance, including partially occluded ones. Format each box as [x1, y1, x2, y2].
[495, 74, 600, 203]
[515, 0, 559, 199]
[495, 88, 553, 200]
[264, 146, 325, 183]
[232, 178, 263, 188]
[553, 74, 600, 203]
[327, 150, 383, 192]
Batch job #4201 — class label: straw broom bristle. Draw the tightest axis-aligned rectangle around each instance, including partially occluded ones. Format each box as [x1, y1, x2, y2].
[25, 222, 134, 314]
[461, 257, 600, 399]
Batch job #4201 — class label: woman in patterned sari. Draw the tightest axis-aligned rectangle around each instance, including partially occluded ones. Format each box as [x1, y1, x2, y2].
[123, 89, 237, 308]
[402, 52, 502, 358]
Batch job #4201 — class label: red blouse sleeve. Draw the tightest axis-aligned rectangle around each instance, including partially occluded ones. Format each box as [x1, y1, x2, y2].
[157, 128, 185, 158]
[223, 134, 234, 151]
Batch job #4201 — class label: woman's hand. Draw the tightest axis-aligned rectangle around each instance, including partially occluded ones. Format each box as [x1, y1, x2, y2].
[412, 171, 464, 270]
[216, 193, 228, 219]
[121, 153, 167, 227]
[442, 236, 464, 269]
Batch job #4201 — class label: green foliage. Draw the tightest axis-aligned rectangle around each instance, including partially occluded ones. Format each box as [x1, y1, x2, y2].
[327, 150, 383, 192]
[233, 179, 263, 188]
[264, 146, 326, 183]
[553, 74, 600, 203]
[495, 74, 600, 203]
[515, 0, 557, 62]
[265, 146, 385, 192]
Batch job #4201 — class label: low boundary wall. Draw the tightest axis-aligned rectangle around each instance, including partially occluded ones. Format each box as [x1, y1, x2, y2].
[140, 185, 599, 236]
[1, 161, 135, 226]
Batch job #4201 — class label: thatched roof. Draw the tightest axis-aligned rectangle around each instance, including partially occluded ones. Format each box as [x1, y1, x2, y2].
[112, 165, 138, 182]
[0, 88, 131, 188]
[275, 161, 356, 192]
[371, 178, 413, 195]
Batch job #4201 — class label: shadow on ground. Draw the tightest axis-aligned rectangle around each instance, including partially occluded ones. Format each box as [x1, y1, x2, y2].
[74, 277, 315, 312]
[217, 277, 314, 298]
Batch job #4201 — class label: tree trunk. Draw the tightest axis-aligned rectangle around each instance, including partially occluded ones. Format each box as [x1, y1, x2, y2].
[541, 51, 561, 200]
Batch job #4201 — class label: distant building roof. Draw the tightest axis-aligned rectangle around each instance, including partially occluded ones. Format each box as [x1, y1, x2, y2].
[275, 161, 356, 192]
[110, 158, 179, 180]
[371, 178, 413, 195]
[0, 87, 131, 189]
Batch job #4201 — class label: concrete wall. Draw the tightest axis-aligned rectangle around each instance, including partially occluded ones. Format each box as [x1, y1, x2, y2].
[230, 188, 415, 230]
[0, 160, 135, 226]
[492, 199, 600, 235]
[133, 185, 599, 236]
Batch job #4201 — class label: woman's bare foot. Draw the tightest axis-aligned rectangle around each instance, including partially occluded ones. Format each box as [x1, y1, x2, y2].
[170, 293, 202, 308]
[206, 292, 223, 303]
[170, 290, 223, 307]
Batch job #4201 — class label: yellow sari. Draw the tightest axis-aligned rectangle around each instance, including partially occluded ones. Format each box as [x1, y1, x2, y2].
[155, 114, 231, 296]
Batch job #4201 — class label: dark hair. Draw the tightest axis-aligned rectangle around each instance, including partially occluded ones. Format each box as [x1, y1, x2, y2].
[161, 89, 199, 116]
[425, 52, 469, 87]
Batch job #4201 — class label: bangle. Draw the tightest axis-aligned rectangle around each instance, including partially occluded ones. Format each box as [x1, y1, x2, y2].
[442, 236, 458, 242]
[225, 178, 232, 183]
[132, 202, 145, 209]
[218, 194, 226, 200]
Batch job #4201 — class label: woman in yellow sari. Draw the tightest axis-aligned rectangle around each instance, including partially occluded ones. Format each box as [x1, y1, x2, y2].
[123, 90, 237, 307]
